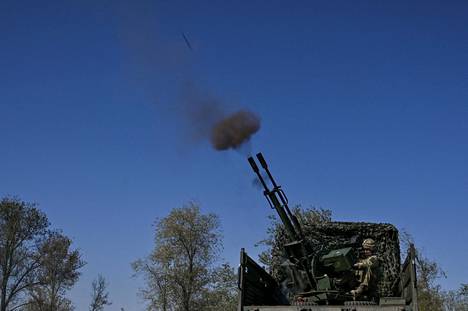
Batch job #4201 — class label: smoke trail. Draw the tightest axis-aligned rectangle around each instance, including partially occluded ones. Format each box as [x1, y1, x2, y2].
[116, 3, 262, 152]
[252, 172, 269, 190]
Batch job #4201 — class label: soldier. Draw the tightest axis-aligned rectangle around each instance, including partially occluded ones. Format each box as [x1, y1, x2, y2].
[351, 238, 379, 300]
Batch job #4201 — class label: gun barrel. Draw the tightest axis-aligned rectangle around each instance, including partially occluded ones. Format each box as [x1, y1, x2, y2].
[256, 152, 268, 169]
[248, 156, 259, 173]
[249, 154, 301, 241]
[257, 153, 279, 189]
[248, 156, 271, 194]
[247, 153, 316, 291]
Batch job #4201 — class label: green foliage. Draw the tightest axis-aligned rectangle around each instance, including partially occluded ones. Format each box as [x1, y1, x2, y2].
[133, 202, 237, 311]
[0, 196, 83, 311]
[256, 205, 332, 270]
[400, 231, 445, 310]
[202, 263, 238, 311]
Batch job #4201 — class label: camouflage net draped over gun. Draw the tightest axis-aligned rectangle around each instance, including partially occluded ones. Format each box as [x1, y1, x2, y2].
[267, 218, 401, 298]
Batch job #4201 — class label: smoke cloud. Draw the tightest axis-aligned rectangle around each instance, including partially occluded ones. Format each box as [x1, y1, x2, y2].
[211, 110, 260, 151]
[180, 84, 261, 151]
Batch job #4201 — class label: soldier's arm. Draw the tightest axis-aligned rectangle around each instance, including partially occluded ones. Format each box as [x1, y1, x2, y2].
[354, 256, 378, 269]
[361, 255, 378, 268]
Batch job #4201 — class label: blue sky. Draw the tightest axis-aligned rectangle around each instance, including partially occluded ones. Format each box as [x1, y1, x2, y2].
[1, 1, 467, 310]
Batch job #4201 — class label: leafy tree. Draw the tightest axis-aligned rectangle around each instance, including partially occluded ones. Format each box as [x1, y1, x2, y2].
[89, 275, 111, 311]
[133, 202, 237, 311]
[132, 257, 171, 311]
[202, 263, 238, 311]
[0, 197, 83, 311]
[400, 231, 447, 311]
[26, 232, 84, 311]
[0, 197, 49, 311]
[415, 252, 446, 311]
[23, 293, 74, 311]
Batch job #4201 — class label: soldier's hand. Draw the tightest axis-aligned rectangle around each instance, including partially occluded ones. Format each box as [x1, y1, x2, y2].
[353, 263, 362, 269]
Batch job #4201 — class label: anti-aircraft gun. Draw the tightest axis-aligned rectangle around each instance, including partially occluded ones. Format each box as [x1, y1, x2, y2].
[238, 153, 420, 310]
[248, 153, 315, 293]
[247, 153, 358, 304]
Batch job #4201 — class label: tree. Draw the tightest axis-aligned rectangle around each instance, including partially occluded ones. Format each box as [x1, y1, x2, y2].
[400, 231, 446, 311]
[400, 231, 468, 311]
[89, 275, 111, 311]
[0, 197, 84, 311]
[202, 263, 238, 311]
[444, 284, 468, 311]
[0, 197, 49, 311]
[256, 205, 332, 269]
[414, 251, 446, 311]
[133, 202, 237, 311]
[26, 232, 84, 311]
[24, 293, 74, 311]
[132, 257, 171, 311]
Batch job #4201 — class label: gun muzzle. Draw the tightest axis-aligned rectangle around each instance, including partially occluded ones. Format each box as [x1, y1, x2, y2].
[256, 153, 268, 169]
[248, 156, 259, 173]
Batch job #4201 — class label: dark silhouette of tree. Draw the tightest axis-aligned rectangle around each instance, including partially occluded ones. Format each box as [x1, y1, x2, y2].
[89, 275, 111, 311]
[0, 197, 49, 311]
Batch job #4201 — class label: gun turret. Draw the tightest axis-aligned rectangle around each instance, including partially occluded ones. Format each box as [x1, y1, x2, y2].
[248, 153, 316, 292]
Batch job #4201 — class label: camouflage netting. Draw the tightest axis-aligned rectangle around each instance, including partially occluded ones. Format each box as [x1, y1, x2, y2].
[267, 220, 401, 298]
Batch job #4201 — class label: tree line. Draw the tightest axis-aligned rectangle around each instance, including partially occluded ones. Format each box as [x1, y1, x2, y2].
[1, 196, 466, 310]
[0, 197, 237, 311]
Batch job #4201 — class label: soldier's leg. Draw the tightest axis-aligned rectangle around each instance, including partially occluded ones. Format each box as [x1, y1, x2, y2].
[351, 267, 372, 299]
[361, 266, 372, 287]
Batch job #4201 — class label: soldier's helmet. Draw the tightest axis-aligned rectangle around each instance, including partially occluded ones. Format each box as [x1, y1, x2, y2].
[362, 238, 376, 250]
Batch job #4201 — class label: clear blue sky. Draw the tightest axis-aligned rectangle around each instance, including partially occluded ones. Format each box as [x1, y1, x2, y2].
[1, 1, 467, 310]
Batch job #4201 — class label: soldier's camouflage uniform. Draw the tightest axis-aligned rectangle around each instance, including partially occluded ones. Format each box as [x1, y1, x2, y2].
[354, 254, 379, 299]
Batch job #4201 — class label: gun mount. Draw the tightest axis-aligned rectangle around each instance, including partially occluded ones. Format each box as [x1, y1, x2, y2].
[240, 153, 419, 310]
[248, 153, 360, 303]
